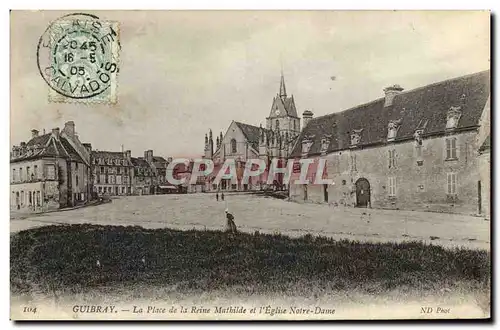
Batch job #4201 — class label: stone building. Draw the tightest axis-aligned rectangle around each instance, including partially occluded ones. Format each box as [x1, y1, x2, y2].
[91, 149, 134, 196]
[203, 72, 309, 191]
[289, 70, 490, 216]
[131, 152, 156, 195]
[10, 121, 92, 212]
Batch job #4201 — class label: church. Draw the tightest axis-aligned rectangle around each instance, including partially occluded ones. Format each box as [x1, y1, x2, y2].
[202, 73, 311, 191]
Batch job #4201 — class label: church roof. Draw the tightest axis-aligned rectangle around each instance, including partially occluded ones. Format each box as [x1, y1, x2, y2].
[270, 95, 298, 118]
[290, 70, 490, 157]
[234, 122, 263, 151]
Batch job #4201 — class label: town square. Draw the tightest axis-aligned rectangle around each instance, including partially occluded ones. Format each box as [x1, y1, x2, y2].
[9, 11, 491, 320]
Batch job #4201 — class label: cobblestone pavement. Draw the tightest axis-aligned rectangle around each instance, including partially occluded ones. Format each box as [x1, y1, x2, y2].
[10, 193, 490, 250]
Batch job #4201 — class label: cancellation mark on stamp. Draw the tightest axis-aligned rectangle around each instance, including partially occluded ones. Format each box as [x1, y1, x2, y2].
[37, 13, 120, 103]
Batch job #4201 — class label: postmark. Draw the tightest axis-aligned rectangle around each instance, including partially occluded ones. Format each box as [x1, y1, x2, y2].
[37, 13, 120, 103]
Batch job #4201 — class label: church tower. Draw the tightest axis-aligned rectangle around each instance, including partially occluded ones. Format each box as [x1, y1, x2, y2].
[266, 71, 301, 142]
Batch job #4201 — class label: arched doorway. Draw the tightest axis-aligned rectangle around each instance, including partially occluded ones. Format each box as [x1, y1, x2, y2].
[355, 178, 370, 208]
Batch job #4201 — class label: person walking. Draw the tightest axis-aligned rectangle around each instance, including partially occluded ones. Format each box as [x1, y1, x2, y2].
[221, 192, 225, 201]
[225, 209, 237, 234]
[216, 192, 219, 201]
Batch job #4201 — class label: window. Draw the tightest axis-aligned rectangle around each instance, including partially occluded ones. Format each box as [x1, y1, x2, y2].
[122, 187, 125, 194]
[275, 119, 279, 129]
[350, 154, 357, 171]
[33, 165, 38, 179]
[105, 175, 109, 184]
[415, 144, 423, 158]
[12, 169, 16, 182]
[447, 173, 457, 195]
[46, 165, 55, 180]
[19, 168, 23, 181]
[100, 166, 104, 173]
[388, 149, 396, 168]
[116, 175, 122, 184]
[445, 138, 457, 160]
[76, 175, 79, 186]
[98, 187, 102, 193]
[388, 177, 396, 197]
[231, 139, 237, 154]
[26, 167, 30, 180]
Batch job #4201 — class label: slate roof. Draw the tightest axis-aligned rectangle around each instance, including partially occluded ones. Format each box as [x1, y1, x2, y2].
[234, 121, 265, 151]
[479, 134, 490, 153]
[290, 70, 490, 157]
[11, 133, 85, 163]
[92, 150, 133, 166]
[152, 156, 168, 168]
[92, 150, 126, 159]
[270, 95, 298, 118]
[131, 157, 151, 168]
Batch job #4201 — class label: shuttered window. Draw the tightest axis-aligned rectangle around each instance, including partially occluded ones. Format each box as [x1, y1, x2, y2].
[388, 177, 396, 197]
[447, 172, 457, 195]
[446, 138, 457, 160]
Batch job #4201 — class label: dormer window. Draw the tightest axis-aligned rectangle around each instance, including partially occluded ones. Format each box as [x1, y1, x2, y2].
[413, 129, 423, 146]
[301, 139, 313, 157]
[387, 119, 402, 142]
[320, 135, 331, 154]
[350, 129, 363, 147]
[446, 106, 462, 130]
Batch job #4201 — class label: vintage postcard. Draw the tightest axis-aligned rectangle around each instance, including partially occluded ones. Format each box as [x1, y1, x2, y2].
[10, 10, 490, 321]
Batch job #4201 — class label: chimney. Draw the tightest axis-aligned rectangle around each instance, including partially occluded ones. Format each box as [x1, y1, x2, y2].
[302, 110, 314, 129]
[125, 150, 131, 161]
[51, 127, 60, 139]
[20, 142, 26, 154]
[144, 150, 153, 163]
[31, 129, 39, 138]
[64, 121, 75, 136]
[383, 84, 404, 107]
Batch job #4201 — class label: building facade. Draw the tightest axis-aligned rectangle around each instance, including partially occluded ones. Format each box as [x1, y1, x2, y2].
[91, 150, 134, 196]
[131, 155, 156, 195]
[203, 72, 308, 191]
[289, 70, 490, 216]
[10, 121, 92, 212]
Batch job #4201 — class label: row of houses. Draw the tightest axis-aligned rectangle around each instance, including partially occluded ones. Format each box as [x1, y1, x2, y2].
[10, 122, 189, 213]
[202, 70, 491, 217]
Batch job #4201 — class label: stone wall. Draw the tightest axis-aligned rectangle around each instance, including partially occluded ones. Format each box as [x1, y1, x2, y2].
[290, 130, 483, 216]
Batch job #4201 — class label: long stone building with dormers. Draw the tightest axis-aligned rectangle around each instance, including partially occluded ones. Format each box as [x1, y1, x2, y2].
[10, 121, 92, 212]
[202, 72, 310, 191]
[289, 70, 490, 217]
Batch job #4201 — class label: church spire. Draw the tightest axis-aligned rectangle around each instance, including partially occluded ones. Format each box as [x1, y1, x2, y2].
[279, 70, 287, 101]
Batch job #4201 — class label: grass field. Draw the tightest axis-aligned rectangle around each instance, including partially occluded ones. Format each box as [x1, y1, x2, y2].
[10, 224, 490, 299]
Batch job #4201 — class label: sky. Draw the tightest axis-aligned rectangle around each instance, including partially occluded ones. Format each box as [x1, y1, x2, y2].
[10, 10, 490, 159]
